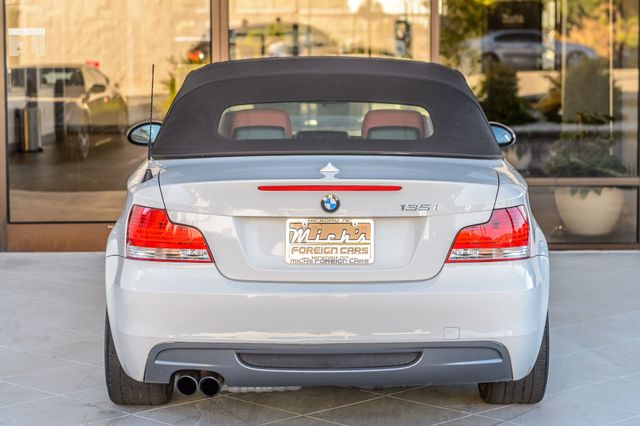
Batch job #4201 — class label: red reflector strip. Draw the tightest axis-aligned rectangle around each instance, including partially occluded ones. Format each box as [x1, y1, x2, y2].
[258, 185, 402, 192]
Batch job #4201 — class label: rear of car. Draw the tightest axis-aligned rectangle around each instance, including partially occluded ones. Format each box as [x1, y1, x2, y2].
[105, 57, 549, 405]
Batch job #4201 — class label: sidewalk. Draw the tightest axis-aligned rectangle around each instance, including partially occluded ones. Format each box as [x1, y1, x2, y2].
[0, 252, 639, 425]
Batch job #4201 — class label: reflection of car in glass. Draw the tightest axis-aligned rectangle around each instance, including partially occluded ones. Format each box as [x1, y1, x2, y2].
[105, 58, 550, 406]
[8, 65, 129, 160]
[187, 23, 339, 60]
[230, 22, 339, 58]
[469, 30, 597, 70]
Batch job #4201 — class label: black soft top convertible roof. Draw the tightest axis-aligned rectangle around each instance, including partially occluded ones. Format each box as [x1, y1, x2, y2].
[177, 57, 475, 103]
[152, 57, 501, 159]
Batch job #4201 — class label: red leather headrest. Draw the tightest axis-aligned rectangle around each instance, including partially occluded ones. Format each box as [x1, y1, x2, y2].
[228, 109, 292, 138]
[362, 109, 425, 138]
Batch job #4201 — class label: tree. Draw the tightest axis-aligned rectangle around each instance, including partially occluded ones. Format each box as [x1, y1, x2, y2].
[477, 63, 535, 125]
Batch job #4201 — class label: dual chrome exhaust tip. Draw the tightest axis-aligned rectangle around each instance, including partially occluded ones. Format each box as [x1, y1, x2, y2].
[175, 371, 224, 397]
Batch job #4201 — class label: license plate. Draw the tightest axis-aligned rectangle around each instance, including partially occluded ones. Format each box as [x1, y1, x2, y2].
[286, 218, 374, 265]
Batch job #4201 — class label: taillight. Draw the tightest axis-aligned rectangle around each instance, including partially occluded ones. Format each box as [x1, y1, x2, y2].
[447, 206, 530, 263]
[126, 205, 212, 263]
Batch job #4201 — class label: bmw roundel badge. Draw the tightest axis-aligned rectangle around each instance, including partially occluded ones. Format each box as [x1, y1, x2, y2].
[321, 194, 340, 213]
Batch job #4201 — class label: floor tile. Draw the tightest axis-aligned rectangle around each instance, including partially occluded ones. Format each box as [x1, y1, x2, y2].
[4, 363, 104, 395]
[21, 304, 105, 335]
[550, 314, 640, 358]
[138, 396, 294, 425]
[0, 292, 68, 322]
[86, 416, 167, 425]
[312, 396, 467, 425]
[550, 290, 640, 328]
[0, 251, 639, 425]
[394, 385, 493, 415]
[0, 277, 105, 308]
[268, 416, 343, 425]
[0, 317, 40, 340]
[1, 395, 125, 426]
[610, 415, 640, 426]
[358, 385, 423, 396]
[230, 387, 376, 415]
[0, 253, 105, 288]
[563, 377, 640, 414]
[436, 414, 520, 425]
[67, 386, 205, 415]
[0, 325, 99, 351]
[33, 335, 104, 365]
[545, 349, 630, 395]
[0, 347, 74, 378]
[486, 393, 637, 426]
[0, 380, 54, 407]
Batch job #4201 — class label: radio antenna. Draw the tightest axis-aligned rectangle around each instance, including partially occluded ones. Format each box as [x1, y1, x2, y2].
[142, 64, 155, 183]
[147, 63, 155, 161]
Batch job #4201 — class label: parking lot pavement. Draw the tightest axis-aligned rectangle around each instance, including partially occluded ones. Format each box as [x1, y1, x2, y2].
[1, 251, 639, 425]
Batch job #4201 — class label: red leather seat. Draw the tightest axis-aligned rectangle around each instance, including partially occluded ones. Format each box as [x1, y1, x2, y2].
[224, 109, 292, 139]
[362, 109, 427, 139]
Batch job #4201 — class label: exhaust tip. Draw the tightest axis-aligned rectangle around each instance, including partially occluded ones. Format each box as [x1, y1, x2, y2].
[176, 374, 198, 396]
[199, 375, 223, 397]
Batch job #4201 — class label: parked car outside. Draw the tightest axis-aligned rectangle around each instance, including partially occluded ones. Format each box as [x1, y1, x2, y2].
[183, 22, 340, 61]
[466, 29, 597, 71]
[105, 57, 550, 406]
[8, 64, 129, 160]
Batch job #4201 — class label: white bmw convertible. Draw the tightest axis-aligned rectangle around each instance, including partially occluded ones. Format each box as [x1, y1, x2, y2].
[105, 57, 549, 405]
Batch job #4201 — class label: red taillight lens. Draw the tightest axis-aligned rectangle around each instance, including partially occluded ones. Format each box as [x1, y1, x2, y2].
[447, 206, 530, 263]
[126, 205, 212, 263]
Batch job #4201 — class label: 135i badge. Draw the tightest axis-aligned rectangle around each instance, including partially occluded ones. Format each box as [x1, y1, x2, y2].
[400, 203, 438, 212]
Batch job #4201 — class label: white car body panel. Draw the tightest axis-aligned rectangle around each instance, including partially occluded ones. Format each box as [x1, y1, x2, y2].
[106, 254, 548, 383]
[157, 156, 499, 282]
[106, 154, 549, 387]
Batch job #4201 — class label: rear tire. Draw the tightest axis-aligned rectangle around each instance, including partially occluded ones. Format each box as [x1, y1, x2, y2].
[104, 313, 172, 405]
[478, 315, 549, 404]
[117, 107, 130, 145]
[67, 121, 90, 162]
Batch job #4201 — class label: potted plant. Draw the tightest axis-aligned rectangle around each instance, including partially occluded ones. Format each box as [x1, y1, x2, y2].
[543, 113, 627, 236]
[541, 58, 625, 236]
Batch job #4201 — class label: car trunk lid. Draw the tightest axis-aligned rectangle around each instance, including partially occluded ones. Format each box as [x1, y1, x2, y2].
[157, 156, 500, 282]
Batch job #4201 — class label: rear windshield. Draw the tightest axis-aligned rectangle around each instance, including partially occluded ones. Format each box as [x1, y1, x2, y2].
[152, 69, 501, 159]
[218, 102, 433, 141]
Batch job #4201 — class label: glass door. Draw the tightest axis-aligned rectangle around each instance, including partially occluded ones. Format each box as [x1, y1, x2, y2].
[439, 0, 639, 247]
[228, 0, 431, 61]
[5, 0, 211, 224]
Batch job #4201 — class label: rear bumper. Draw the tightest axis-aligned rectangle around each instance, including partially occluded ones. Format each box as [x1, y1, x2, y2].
[106, 255, 549, 384]
[144, 342, 512, 386]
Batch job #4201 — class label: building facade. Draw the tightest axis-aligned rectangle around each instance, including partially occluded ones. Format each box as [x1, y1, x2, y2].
[0, 0, 638, 250]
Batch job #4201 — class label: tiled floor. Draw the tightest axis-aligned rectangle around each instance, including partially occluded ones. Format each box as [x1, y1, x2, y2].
[0, 252, 639, 425]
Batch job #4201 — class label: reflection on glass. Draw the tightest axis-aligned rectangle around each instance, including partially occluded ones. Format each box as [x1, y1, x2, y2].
[6, 0, 210, 222]
[530, 186, 638, 243]
[128, 122, 162, 145]
[441, 0, 638, 244]
[490, 122, 515, 146]
[228, 0, 430, 61]
[441, 0, 638, 174]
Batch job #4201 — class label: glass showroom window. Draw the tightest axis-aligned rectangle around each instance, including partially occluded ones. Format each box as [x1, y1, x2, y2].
[228, 0, 431, 61]
[440, 0, 639, 244]
[5, 0, 210, 222]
